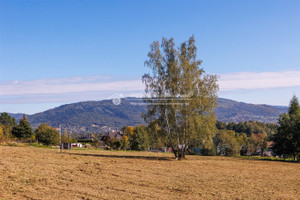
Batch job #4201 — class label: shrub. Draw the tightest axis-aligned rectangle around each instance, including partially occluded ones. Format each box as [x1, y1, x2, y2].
[214, 130, 240, 156]
[130, 125, 149, 151]
[35, 123, 60, 146]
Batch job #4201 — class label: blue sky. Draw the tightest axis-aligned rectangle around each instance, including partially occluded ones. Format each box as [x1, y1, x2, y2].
[1, 0, 300, 114]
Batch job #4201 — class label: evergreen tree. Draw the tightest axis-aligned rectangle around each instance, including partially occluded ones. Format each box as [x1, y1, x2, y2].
[0, 112, 17, 127]
[0, 112, 17, 138]
[272, 96, 300, 160]
[12, 115, 33, 139]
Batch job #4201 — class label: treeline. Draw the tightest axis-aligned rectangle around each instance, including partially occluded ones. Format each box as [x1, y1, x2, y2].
[0, 113, 76, 146]
[114, 121, 276, 157]
[89, 120, 276, 156]
[1, 96, 299, 160]
[107, 96, 299, 160]
[216, 121, 277, 137]
[211, 96, 300, 160]
[212, 121, 277, 157]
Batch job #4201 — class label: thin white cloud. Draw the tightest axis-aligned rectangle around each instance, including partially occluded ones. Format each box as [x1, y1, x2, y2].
[218, 70, 300, 91]
[1, 71, 300, 104]
[0, 76, 144, 96]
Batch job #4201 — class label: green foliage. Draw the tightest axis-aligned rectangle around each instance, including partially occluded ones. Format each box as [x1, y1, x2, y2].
[0, 112, 17, 127]
[61, 130, 77, 143]
[120, 135, 129, 150]
[0, 112, 18, 140]
[143, 36, 218, 159]
[236, 132, 251, 156]
[288, 96, 300, 116]
[35, 123, 60, 146]
[146, 121, 168, 149]
[120, 126, 134, 150]
[12, 115, 33, 139]
[124, 126, 134, 135]
[0, 125, 4, 142]
[107, 138, 122, 150]
[0, 124, 12, 141]
[214, 130, 240, 156]
[239, 155, 297, 162]
[216, 121, 277, 137]
[251, 133, 268, 156]
[272, 96, 300, 160]
[216, 123, 270, 156]
[130, 125, 149, 151]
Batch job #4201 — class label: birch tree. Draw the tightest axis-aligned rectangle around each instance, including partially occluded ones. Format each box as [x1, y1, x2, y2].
[142, 36, 218, 159]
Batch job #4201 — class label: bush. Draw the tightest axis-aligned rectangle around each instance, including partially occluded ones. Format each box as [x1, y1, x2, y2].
[106, 138, 122, 150]
[35, 123, 60, 146]
[214, 130, 240, 156]
[130, 125, 149, 151]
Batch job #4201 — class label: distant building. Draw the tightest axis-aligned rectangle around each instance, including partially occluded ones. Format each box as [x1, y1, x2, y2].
[71, 143, 83, 148]
[108, 131, 124, 140]
[100, 131, 124, 145]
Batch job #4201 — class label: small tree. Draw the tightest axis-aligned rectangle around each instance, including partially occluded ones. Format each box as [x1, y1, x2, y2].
[251, 133, 268, 156]
[120, 135, 129, 150]
[12, 115, 33, 140]
[61, 130, 77, 143]
[147, 121, 168, 149]
[107, 138, 122, 150]
[35, 123, 60, 146]
[0, 123, 13, 142]
[124, 126, 134, 136]
[0, 112, 17, 127]
[130, 125, 149, 151]
[121, 126, 134, 150]
[236, 132, 251, 156]
[214, 130, 240, 156]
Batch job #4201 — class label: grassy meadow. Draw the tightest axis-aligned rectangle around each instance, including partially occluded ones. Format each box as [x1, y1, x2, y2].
[0, 145, 299, 200]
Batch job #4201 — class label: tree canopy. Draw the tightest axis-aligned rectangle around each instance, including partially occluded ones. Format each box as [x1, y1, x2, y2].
[0, 112, 17, 127]
[0, 112, 17, 140]
[130, 125, 149, 151]
[142, 36, 218, 159]
[272, 95, 300, 160]
[35, 123, 60, 146]
[12, 115, 33, 139]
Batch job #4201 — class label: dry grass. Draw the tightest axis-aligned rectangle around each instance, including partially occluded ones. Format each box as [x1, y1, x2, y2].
[0, 146, 299, 200]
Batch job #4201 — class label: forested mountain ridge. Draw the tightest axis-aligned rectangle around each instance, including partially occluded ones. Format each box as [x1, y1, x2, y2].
[4, 98, 287, 133]
[216, 98, 287, 123]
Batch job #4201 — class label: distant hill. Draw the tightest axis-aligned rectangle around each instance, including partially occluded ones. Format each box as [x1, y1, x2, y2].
[28, 98, 147, 133]
[3, 98, 288, 133]
[215, 98, 287, 123]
